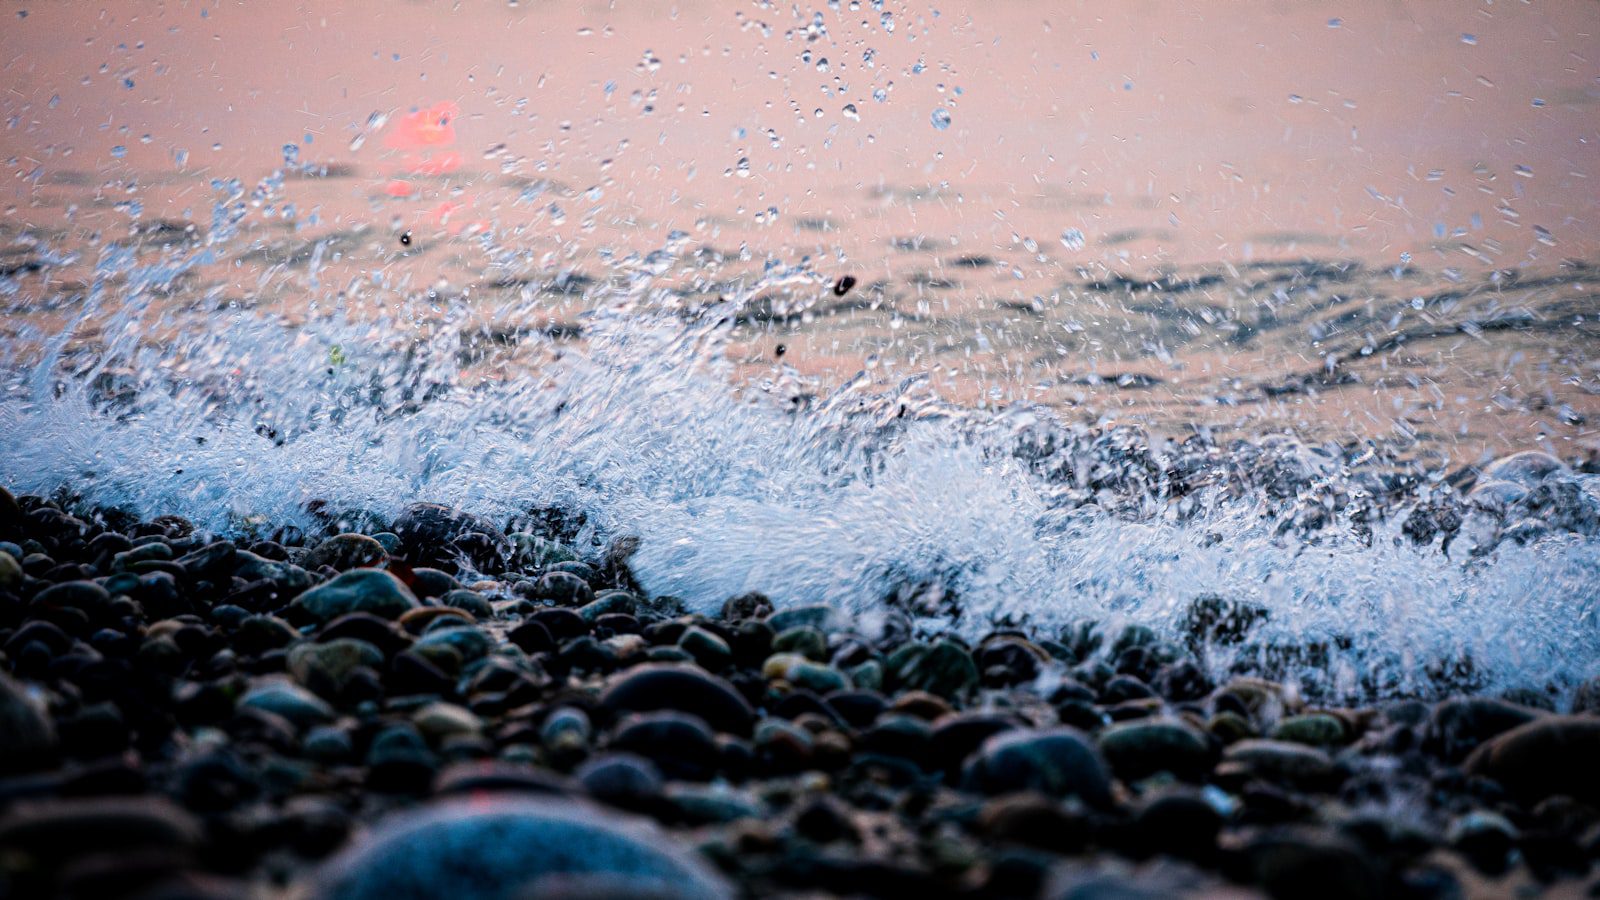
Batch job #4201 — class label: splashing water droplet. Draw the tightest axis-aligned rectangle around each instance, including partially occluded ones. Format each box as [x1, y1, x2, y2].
[930, 107, 951, 130]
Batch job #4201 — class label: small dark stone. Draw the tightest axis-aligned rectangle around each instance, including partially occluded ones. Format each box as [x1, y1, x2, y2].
[0, 671, 57, 771]
[962, 727, 1113, 807]
[532, 607, 589, 641]
[1446, 811, 1517, 876]
[610, 712, 719, 781]
[599, 664, 755, 736]
[0, 485, 23, 542]
[1236, 829, 1382, 900]
[509, 619, 556, 655]
[408, 567, 460, 599]
[577, 753, 665, 811]
[1465, 716, 1600, 805]
[294, 569, 419, 622]
[1179, 594, 1268, 649]
[307, 797, 730, 899]
[927, 712, 1021, 779]
[977, 793, 1089, 854]
[390, 503, 509, 570]
[859, 714, 932, 765]
[824, 690, 888, 729]
[1127, 791, 1222, 864]
[303, 534, 387, 572]
[1425, 696, 1545, 763]
[1097, 718, 1213, 782]
[531, 572, 594, 607]
[792, 795, 859, 844]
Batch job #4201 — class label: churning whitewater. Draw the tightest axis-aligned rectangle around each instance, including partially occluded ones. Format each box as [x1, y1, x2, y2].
[3, 242, 1598, 702]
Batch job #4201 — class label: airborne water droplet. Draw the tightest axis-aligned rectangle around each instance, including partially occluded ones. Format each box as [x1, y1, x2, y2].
[930, 107, 951, 130]
[1059, 228, 1085, 251]
[842, 104, 859, 121]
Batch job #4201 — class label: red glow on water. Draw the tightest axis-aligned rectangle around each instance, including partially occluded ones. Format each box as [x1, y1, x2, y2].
[385, 101, 458, 151]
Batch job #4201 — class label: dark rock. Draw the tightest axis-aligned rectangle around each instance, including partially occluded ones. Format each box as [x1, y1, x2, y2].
[304, 534, 388, 572]
[678, 626, 733, 671]
[927, 712, 1021, 779]
[977, 793, 1089, 853]
[975, 634, 1049, 686]
[318, 612, 412, 655]
[509, 619, 556, 655]
[764, 604, 834, 633]
[307, 797, 732, 899]
[1446, 810, 1517, 875]
[288, 638, 385, 694]
[578, 753, 665, 811]
[390, 503, 510, 570]
[366, 724, 440, 792]
[611, 712, 720, 781]
[1464, 715, 1600, 805]
[529, 572, 594, 607]
[0, 485, 23, 542]
[1097, 718, 1212, 782]
[32, 580, 113, 619]
[239, 680, 335, 729]
[0, 672, 57, 771]
[1217, 740, 1334, 789]
[1179, 595, 1268, 649]
[1235, 829, 1382, 900]
[175, 540, 237, 579]
[858, 714, 931, 765]
[962, 727, 1113, 806]
[1101, 674, 1157, 704]
[720, 592, 773, 621]
[1270, 713, 1349, 747]
[294, 569, 419, 622]
[599, 664, 754, 736]
[1127, 791, 1222, 863]
[409, 567, 459, 599]
[825, 690, 888, 729]
[771, 625, 827, 661]
[1425, 696, 1544, 763]
[387, 651, 454, 697]
[531, 607, 588, 641]
[887, 639, 979, 699]
[792, 794, 859, 844]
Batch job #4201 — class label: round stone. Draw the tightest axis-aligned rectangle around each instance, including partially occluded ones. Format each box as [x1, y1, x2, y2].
[962, 727, 1113, 806]
[1464, 715, 1600, 805]
[1270, 713, 1349, 747]
[294, 569, 420, 622]
[304, 534, 389, 571]
[1097, 718, 1213, 782]
[0, 672, 56, 771]
[1483, 450, 1568, 487]
[307, 797, 731, 899]
[599, 664, 754, 736]
[391, 503, 510, 570]
[239, 680, 336, 729]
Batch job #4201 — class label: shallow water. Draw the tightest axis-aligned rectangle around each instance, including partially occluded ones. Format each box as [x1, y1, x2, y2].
[2, 1, 1599, 700]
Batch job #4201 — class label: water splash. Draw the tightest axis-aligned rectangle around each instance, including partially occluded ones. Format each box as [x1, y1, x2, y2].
[3, 221, 1598, 705]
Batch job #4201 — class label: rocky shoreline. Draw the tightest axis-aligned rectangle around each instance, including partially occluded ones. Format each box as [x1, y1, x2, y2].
[2, 485, 1599, 899]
